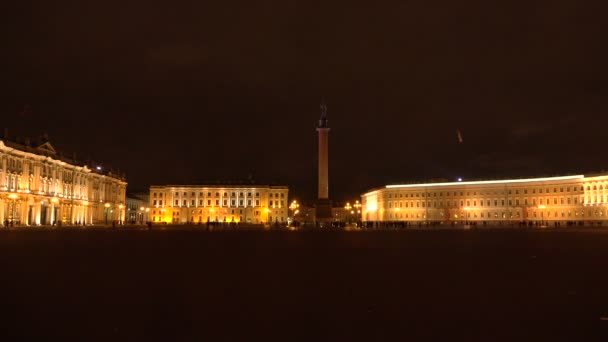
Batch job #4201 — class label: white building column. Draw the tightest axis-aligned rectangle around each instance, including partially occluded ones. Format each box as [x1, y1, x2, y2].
[0, 198, 4, 225]
[34, 201, 41, 225]
[50, 203, 56, 224]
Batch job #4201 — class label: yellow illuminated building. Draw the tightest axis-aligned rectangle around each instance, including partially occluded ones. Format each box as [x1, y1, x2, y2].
[0, 137, 127, 226]
[362, 174, 608, 225]
[149, 184, 289, 224]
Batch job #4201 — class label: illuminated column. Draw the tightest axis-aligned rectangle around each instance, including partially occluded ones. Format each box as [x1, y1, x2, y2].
[315, 100, 333, 225]
[50, 200, 57, 224]
[34, 201, 41, 225]
[0, 198, 4, 224]
[317, 112, 329, 200]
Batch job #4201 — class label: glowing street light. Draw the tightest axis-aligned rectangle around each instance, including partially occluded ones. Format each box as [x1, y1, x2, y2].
[289, 200, 300, 225]
[118, 204, 124, 225]
[104, 202, 111, 225]
[140, 206, 145, 224]
[538, 205, 546, 226]
[353, 200, 362, 223]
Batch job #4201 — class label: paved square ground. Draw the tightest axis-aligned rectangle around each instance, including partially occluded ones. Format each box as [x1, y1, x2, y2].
[1, 227, 608, 341]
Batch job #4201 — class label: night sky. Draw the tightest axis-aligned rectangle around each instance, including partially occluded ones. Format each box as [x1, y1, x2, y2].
[2, 1, 607, 202]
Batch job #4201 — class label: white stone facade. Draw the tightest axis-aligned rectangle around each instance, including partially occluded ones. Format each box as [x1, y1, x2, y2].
[149, 185, 288, 224]
[362, 174, 608, 224]
[0, 139, 127, 226]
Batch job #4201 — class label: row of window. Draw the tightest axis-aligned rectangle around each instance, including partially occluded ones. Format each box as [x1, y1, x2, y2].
[152, 199, 286, 207]
[153, 209, 286, 216]
[152, 191, 282, 198]
[386, 209, 606, 220]
[386, 196, 587, 208]
[0, 159, 85, 180]
[383, 185, 608, 199]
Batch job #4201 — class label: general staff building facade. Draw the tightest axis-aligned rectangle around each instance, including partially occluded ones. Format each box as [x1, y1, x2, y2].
[149, 184, 289, 224]
[0, 138, 127, 226]
[361, 174, 608, 225]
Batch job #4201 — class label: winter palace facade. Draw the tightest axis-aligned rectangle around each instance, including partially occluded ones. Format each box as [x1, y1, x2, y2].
[0, 137, 127, 226]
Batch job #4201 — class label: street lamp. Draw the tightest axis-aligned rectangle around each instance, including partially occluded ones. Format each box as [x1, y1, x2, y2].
[264, 208, 271, 224]
[344, 202, 352, 223]
[464, 206, 471, 226]
[289, 200, 300, 225]
[538, 205, 546, 226]
[353, 200, 361, 225]
[118, 204, 124, 225]
[140, 206, 145, 225]
[104, 202, 110, 225]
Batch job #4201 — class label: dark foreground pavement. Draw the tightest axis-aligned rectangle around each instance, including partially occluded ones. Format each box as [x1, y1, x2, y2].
[1, 228, 608, 341]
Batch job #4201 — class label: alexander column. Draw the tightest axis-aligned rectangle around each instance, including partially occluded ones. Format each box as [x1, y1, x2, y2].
[316, 100, 332, 226]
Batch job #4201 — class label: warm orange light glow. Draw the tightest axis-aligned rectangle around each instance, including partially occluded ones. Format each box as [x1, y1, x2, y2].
[104, 203, 110, 208]
[538, 205, 546, 209]
[82, 200, 89, 205]
[140, 207, 145, 211]
[8, 193, 18, 199]
[118, 204, 124, 209]
[51, 197, 59, 203]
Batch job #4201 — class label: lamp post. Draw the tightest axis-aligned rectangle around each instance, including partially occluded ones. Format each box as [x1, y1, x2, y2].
[140, 206, 145, 225]
[118, 204, 124, 225]
[104, 202, 110, 225]
[353, 200, 361, 226]
[264, 208, 271, 224]
[538, 205, 546, 226]
[289, 200, 300, 226]
[344, 202, 352, 224]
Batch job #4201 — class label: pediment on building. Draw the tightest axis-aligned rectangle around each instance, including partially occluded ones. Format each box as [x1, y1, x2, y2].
[36, 142, 57, 155]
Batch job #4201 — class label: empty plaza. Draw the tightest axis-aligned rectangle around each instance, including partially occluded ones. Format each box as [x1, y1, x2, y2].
[1, 227, 608, 341]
